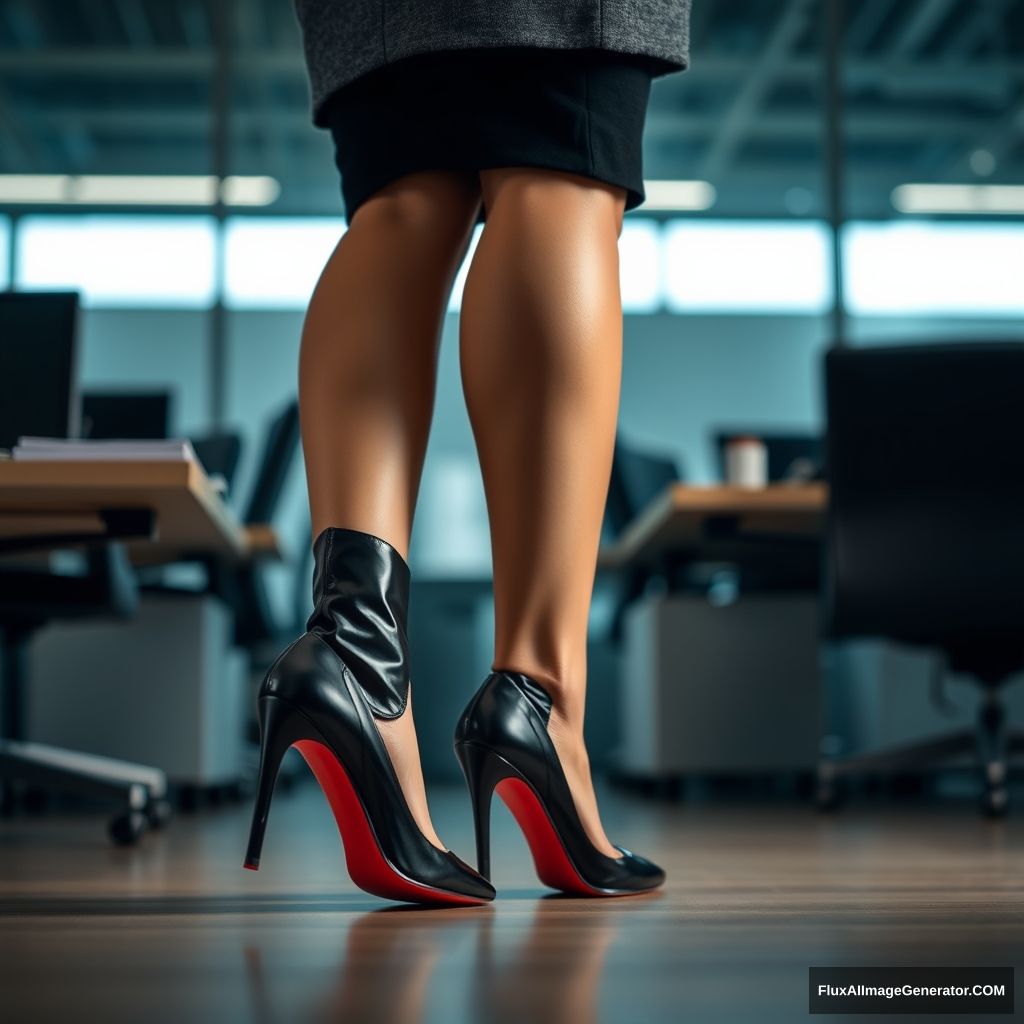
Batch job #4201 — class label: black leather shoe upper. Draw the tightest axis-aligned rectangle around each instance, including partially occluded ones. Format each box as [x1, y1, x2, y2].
[259, 525, 494, 902]
[456, 670, 666, 894]
[262, 633, 494, 901]
[306, 527, 410, 720]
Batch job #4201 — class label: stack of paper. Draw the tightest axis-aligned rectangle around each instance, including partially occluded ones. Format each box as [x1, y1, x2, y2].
[12, 436, 198, 463]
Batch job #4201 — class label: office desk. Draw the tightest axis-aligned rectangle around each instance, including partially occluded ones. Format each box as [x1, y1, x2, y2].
[599, 482, 827, 570]
[0, 460, 264, 562]
[243, 523, 284, 560]
[601, 483, 828, 781]
[0, 460, 280, 826]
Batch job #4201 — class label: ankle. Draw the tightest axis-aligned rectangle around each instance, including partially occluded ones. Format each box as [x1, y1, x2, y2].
[491, 660, 586, 730]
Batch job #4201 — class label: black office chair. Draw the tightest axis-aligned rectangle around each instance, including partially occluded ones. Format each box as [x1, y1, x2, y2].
[140, 402, 300, 652]
[191, 432, 243, 492]
[1, 292, 170, 842]
[605, 435, 683, 538]
[0, 539, 171, 843]
[243, 401, 301, 528]
[231, 400, 301, 649]
[817, 341, 1024, 816]
[600, 435, 684, 642]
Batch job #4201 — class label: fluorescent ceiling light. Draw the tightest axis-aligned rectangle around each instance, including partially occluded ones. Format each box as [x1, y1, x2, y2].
[0, 174, 280, 207]
[892, 183, 1024, 215]
[0, 175, 71, 202]
[642, 180, 717, 211]
[220, 176, 281, 206]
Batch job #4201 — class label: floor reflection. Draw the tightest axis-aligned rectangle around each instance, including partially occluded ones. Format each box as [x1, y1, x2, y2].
[471, 897, 623, 1024]
[243, 893, 662, 1024]
[245, 904, 485, 1024]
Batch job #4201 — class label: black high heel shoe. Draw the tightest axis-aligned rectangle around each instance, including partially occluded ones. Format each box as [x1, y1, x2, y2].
[244, 526, 494, 906]
[454, 670, 665, 896]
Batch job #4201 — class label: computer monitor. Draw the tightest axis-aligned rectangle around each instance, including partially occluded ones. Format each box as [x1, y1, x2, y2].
[0, 292, 81, 451]
[81, 391, 172, 440]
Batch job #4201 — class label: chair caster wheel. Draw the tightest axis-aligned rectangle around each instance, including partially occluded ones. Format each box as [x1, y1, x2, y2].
[815, 770, 844, 812]
[983, 787, 1008, 818]
[146, 799, 173, 830]
[816, 788, 842, 811]
[176, 784, 200, 812]
[23, 786, 50, 814]
[108, 810, 148, 846]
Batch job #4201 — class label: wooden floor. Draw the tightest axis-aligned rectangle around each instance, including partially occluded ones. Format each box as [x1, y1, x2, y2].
[1, 775, 1022, 1023]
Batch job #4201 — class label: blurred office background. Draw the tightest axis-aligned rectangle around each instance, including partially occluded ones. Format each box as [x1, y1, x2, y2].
[1, 0, 1023, 813]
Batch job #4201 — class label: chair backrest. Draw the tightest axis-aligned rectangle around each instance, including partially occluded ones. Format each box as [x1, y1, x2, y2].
[605, 436, 682, 536]
[823, 341, 1024, 679]
[231, 401, 300, 649]
[191, 432, 243, 490]
[243, 400, 300, 526]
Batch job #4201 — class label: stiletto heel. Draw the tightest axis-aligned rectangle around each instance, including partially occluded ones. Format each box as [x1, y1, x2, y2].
[453, 741, 516, 879]
[244, 695, 317, 870]
[454, 671, 665, 897]
[242, 527, 493, 906]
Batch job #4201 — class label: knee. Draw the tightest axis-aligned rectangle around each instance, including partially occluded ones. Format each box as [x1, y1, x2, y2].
[348, 171, 481, 246]
[479, 168, 626, 235]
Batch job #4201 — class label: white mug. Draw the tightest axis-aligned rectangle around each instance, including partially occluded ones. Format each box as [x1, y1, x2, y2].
[724, 436, 768, 488]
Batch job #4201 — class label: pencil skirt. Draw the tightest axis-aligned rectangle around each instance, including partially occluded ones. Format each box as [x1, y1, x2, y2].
[319, 46, 658, 224]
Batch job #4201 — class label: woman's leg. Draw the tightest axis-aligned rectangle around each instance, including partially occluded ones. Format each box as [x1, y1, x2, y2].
[459, 167, 625, 858]
[299, 170, 481, 849]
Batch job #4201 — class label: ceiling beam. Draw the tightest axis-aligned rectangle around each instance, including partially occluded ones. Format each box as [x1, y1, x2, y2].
[699, 0, 815, 180]
[1, 0, 44, 47]
[941, 94, 1024, 180]
[845, 0, 892, 52]
[941, 0, 1012, 57]
[113, 0, 155, 48]
[2, 49, 1022, 88]
[888, 0, 958, 57]
[0, 81, 44, 170]
[179, 0, 212, 48]
[23, 106, 995, 143]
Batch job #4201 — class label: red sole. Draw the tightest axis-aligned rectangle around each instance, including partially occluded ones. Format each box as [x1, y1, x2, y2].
[273, 739, 487, 907]
[495, 777, 641, 897]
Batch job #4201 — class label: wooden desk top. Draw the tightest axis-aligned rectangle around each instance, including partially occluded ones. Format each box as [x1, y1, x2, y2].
[243, 522, 284, 560]
[0, 459, 252, 561]
[599, 482, 828, 570]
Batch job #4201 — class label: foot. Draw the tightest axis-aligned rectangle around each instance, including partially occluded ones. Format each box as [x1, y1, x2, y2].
[545, 704, 621, 860]
[373, 685, 447, 851]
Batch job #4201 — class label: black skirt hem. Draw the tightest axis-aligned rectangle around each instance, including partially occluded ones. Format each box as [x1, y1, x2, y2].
[322, 47, 654, 224]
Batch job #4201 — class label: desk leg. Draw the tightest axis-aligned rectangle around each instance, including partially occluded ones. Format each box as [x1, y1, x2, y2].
[0, 625, 31, 814]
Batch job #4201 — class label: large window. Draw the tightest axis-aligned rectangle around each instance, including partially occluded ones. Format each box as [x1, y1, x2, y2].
[15, 216, 217, 307]
[619, 220, 663, 314]
[223, 217, 346, 309]
[663, 220, 833, 313]
[0, 216, 9, 289]
[8, 214, 1024, 316]
[844, 222, 1024, 317]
